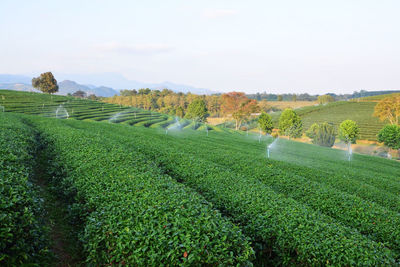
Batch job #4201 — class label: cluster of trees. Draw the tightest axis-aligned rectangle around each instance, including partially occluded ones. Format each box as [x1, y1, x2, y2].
[106, 90, 262, 129]
[247, 92, 317, 101]
[317, 95, 335, 104]
[374, 96, 400, 156]
[106, 89, 223, 117]
[248, 90, 400, 102]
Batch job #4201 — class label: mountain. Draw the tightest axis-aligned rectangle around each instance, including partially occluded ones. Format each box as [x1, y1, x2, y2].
[0, 73, 215, 96]
[0, 83, 36, 91]
[57, 80, 118, 97]
[55, 72, 215, 94]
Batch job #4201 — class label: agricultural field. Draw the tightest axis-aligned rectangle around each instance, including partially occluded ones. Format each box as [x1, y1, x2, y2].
[1, 90, 400, 266]
[271, 101, 385, 141]
[268, 100, 317, 110]
[0, 90, 223, 133]
[357, 92, 400, 101]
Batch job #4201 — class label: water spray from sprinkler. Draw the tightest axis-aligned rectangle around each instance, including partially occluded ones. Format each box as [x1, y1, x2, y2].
[55, 105, 69, 119]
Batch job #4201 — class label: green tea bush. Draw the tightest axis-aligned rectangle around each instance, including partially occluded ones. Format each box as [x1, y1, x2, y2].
[31, 117, 254, 265]
[0, 114, 49, 265]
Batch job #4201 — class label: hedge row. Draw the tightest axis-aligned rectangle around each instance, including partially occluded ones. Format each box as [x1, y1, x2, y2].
[31, 117, 254, 265]
[79, 122, 397, 266]
[163, 135, 400, 253]
[0, 113, 49, 265]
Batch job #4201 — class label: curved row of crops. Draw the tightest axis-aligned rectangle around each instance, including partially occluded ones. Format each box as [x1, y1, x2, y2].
[59, 119, 398, 266]
[0, 90, 218, 133]
[0, 114, 49, 265]
[28, 115, 254, 265]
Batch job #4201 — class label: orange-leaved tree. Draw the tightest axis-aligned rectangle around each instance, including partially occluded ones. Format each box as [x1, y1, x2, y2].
[373, 96, 400, 125]
[221, 92, 260, 130]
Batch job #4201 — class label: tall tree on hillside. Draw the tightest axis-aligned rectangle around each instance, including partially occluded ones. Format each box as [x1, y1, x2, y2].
[258, 112, 274, 134]
[278, 108, 303, 139]
[185, 99, 208, 122]
[31, 72, 58, 94]
[377, 124, 400, 157]
[338, 120, 360, 144]
[221, 92, 260, 130]
[373, 96, 400, 125]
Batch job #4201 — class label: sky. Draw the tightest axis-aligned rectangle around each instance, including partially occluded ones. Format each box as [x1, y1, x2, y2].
[1, 0, 400, 94]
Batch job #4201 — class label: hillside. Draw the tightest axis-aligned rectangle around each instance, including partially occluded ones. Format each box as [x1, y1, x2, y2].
[358, 92, 400, 101]
[0, 90, 223, 133]
[271, 100, 384, 141]
[1, 92, 400, 265]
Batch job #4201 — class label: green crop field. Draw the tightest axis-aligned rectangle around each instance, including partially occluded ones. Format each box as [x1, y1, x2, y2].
[0, 90, 221, 133]
[2, 90, 400, 266]
[358, 93, 400, 101]
[271, 101, 385, 141]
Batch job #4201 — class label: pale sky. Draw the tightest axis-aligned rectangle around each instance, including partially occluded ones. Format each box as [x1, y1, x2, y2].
[1, 0, 400, 94]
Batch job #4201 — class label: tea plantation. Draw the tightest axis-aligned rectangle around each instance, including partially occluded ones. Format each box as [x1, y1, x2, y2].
[271, 101, 385, 141]
[1, 90, 400, 266]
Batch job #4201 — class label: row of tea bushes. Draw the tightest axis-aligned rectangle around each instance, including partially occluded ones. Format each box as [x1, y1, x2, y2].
[0, 113, 49, 265]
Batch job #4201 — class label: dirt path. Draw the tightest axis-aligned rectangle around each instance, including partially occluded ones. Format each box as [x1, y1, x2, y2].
[32, 138, 84, 266]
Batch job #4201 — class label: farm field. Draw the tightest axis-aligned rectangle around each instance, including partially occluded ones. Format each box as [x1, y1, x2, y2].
[358, 93, 400, 101]
[0, 90, 221, 133]
[1, 91, 400, 266]
[268, 100, 317, 110]
[271, 101, 385, 141]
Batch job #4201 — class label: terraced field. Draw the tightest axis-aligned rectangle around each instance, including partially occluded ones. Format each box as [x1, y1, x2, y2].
[2, 90, 400, 265]
[0, 90, 223, 133]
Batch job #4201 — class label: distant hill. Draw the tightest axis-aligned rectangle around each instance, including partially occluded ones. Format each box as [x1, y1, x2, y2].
[54, 72, 216, 95]
[358, 92, 400, 101]
[57, 80, 118, 97]
[0, 73, 215, 96]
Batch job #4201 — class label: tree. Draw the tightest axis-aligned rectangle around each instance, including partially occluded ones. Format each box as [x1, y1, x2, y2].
[338, 120, 360, 144]
[232, 100, 259, 130]
[185, 99, 208, 122]
[373, 96, 400, 125]
[277, 95, 283, 101]
[138, 88, 151, 95]
[306, 122, 336, 147]
[278, 108, 303, 139]
[32, 72, 58, 94]
[258, 112, 273, 134]
[292, 94, 297, 102]
[318, 95, 335, 104]
[175, 106, 185, 118]
[377, 124, 400, 157]
[221, 92, 260, 130]
[72, 90, 86, 98]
